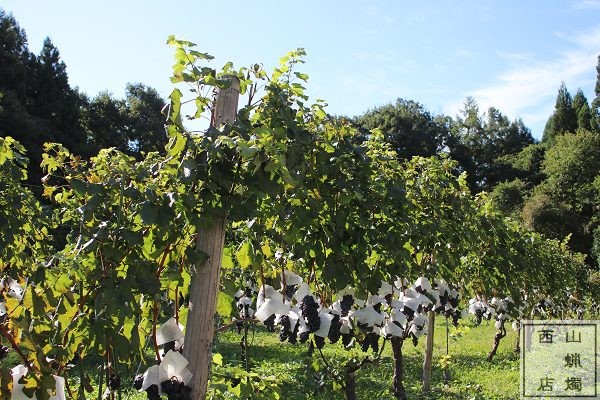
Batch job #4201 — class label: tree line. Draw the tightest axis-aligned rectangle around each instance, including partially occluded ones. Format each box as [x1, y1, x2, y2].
[352, 59, 600, 268]
[0, 9, 168, 188]
[1, 7, 599, 268]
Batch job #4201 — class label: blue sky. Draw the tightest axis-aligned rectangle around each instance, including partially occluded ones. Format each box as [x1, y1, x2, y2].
[4, 1, 600, 139]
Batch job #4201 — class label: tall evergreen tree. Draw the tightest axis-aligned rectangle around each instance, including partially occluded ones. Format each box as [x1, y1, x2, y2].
[542, 82, 577, 143]
[0, 9, 47, 186]
[0, 9, 35, 136]
[0, 9, 28, 98]
[27, 38, 86, 153]
[592, 55, 600, 132]
[573, 88, 592, 131]
[1, 9, 89, 187]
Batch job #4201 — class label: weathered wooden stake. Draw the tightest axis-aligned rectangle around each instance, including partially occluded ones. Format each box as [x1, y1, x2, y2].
[422, 310, 435, 392]
[183, 75, 240, 400]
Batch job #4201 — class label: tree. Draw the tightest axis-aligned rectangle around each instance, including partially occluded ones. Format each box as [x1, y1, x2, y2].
[353, 98, 449, 160]
[0, 11, 86, 186]
[124, 83, 168, 156]
[523, 130, 600, 263]
[496, 143, 546, 189]
[489, 178, 527, 217]
[81, 83, 168, 157]
[448, 99, 534, 192]
[542, 82, 577, 143]
[81, 91, 129, 153]
[543, 130, 600, 212]
[591, 55, 600, 132]
[522, 191, 580, 244]
[0, 9, 28, 99]
[0, 9, 46, 184]
[573, 88, 592, 131]
[26, 38, 86, 153]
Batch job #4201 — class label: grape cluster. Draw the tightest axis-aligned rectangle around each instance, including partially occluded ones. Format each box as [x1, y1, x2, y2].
[234, 286, 255, 333]
[327, 315, 341, 344]
[263, 314, 276, 332]
[402, 306, 415, 321]
[133, 375, 144, 390]
[410, 333, 419, 346]
[239, 303, 252, 319]
[108, 373, 121, 391]
[442, 309, 461, 327]
[448, 294, 459, 309]
[314, 335, 326, 349]
[384, 293, 393, 305]
[163, 341, 176, 353]
[284, 284, 297, 301]
[361, 332, 379, 353]
[299, 295, 320, 332]
[278, 315, 298, 344]
[0, 345, 9, 360]
[339, 295, 354, 317]
[434, 291, 448, 314]
[299, 330, 310, 343]
[145, 384, 160, 400]
[451, 311, 460, 327]
[160, 377, 192, 400]
[372, 302, 382, 314]
[341, 332, 353, 347]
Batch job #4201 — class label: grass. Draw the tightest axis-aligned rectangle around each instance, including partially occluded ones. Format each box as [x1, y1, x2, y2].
[4, 317, 520, 399]
[207, 317, 520, 400]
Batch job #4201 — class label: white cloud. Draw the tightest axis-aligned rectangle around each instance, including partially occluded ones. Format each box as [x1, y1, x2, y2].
[444, 26, 600, 136]
[574, 0, 600, 9]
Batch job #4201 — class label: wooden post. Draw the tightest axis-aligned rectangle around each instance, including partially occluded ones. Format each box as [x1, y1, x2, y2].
[183, 75, 239, 400]
[211, 75, 240, 127]
[422, 310, 435, 393]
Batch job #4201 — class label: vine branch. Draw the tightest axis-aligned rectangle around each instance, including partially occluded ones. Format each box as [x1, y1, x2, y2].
[0, 324, 37, 373]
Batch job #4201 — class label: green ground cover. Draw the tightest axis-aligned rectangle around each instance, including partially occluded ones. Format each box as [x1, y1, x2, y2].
[209, 318, 519, 400]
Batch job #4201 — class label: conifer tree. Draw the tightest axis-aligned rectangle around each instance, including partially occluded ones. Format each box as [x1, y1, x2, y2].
[542, 82, 577, 143]
[573, 88, 592, 131]
[27, 38, 86, 153]
[591, 55, 600, 132]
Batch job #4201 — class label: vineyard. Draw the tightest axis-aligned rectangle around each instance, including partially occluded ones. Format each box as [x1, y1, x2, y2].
[0, 36, 597, 400]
